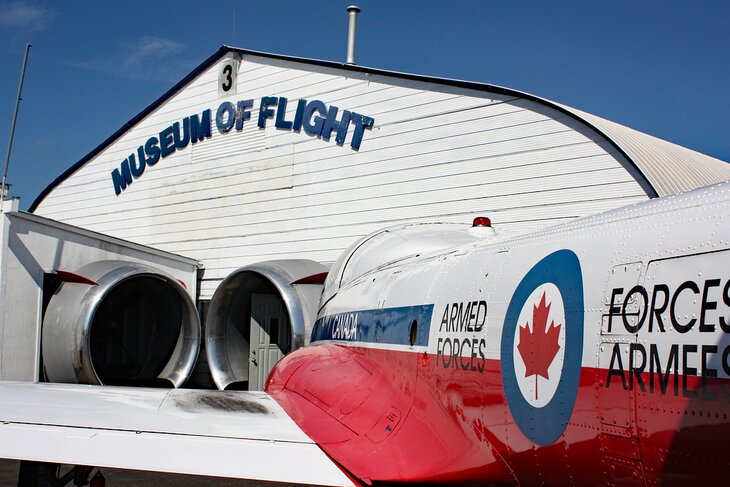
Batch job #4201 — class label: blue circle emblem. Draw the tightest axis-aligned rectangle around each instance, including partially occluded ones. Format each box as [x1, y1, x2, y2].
[500, 249, 584, 445]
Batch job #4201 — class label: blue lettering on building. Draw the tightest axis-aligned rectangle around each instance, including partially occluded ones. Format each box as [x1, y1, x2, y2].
[111, 97, 374, 196]
[216, 102, 236, 133]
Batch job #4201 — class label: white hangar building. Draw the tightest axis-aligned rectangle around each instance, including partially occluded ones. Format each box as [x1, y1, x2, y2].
[23, 46, 730, 390]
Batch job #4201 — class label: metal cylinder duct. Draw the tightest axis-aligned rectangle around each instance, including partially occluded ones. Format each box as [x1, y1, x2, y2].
[42, 261, 200, 387]
[206, 259, 327, 390]
[346, 5, 360, 64]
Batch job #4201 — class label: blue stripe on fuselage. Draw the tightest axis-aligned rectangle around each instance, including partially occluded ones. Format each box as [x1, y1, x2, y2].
[311, 305, 433, 346]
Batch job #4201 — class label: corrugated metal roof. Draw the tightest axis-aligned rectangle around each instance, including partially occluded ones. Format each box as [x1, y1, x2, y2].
[558, 106, 730, 197]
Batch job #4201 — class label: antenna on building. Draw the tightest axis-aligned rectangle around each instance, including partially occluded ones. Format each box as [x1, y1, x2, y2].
[346, 5, 361, 65]
[232, 4, 237, 46]
[1, 43, 31, 212]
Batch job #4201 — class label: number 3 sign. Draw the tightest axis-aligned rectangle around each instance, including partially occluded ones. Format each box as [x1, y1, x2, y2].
[218, 58, 239, 96]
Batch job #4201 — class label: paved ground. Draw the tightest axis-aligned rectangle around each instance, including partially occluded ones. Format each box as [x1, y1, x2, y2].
[0, 460, 317, 486]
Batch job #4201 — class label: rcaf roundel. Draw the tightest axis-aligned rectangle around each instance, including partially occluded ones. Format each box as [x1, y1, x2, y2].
[501, 249, 584, 445]
[513, 283, 566, 408]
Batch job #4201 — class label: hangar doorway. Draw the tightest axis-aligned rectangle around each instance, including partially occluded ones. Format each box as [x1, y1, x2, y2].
[249, 293, 289, 390]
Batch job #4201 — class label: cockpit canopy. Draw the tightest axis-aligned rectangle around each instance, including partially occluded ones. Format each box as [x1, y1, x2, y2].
[322, 222, 496, 307]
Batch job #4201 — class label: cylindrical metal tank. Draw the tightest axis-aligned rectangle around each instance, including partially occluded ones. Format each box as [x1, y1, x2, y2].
[42, 260, 200, 387]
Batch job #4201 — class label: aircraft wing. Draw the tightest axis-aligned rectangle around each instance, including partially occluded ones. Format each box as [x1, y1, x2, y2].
[0, 381, 355, 486]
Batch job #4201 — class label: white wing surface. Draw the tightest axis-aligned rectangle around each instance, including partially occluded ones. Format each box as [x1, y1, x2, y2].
[0, 382, 354, 486]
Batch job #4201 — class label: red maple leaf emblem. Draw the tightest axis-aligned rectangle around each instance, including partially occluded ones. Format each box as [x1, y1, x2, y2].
[517, 292, 562, 400]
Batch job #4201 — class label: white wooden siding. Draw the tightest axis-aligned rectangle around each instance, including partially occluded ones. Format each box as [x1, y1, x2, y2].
[36, 55, 649, 299]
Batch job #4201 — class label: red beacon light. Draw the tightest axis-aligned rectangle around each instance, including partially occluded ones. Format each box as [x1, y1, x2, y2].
[472, 216, 492, 227]
[470, 216, 496, 238]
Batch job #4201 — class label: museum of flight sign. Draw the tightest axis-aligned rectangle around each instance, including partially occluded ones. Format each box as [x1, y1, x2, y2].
[111, 97, 375, 196]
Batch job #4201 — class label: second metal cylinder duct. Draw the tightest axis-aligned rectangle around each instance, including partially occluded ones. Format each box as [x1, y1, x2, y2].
[206, 259, 327, 390]
[42, 261, 200, 387]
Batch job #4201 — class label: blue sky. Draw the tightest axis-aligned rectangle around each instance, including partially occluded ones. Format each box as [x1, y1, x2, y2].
[0, 1, 728, 210]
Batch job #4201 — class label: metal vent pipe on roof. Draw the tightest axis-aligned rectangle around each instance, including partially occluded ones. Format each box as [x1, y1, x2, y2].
[346, 5, 360, 65]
